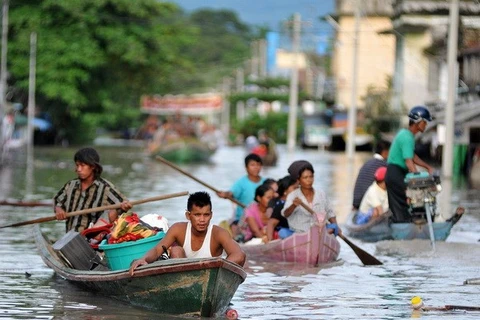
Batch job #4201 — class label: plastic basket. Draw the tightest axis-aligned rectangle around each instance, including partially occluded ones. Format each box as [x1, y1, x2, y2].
[99, 232, 165, 271]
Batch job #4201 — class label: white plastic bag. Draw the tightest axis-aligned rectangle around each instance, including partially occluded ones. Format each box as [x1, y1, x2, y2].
[140, 213, 169, 232]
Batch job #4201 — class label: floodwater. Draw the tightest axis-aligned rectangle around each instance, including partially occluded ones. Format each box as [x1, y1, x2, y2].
[0, 144, 479, 320]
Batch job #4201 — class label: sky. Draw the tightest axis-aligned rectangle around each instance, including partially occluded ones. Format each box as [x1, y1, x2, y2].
[168, 0, 336, 53]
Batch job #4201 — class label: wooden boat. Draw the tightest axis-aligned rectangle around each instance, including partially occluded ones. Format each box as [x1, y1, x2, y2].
[240, 223, 340, 266]
[150, 137, 216, 163]
[344, 209, 463, 242]
[346, 173, 464, 242]
[34, 225, 246, 317]
[262, 145, 278, 166]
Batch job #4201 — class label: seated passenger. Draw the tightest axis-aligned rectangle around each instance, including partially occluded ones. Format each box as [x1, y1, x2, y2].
[355, 166, 389, 225]
[282, 160, 341, 237]
[239, 184, 274, 243]
[266, 175, 298, 241]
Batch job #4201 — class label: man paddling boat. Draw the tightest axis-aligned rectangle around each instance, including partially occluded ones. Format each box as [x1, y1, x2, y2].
[54, 147, 132, 232]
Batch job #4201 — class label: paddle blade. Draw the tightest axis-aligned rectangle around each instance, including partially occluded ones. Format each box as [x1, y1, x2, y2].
[339, 234, 383, 266]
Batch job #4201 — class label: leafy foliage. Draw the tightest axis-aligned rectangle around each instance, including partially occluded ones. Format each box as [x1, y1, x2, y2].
[6, 2, 253, 144]
[245, 77, 290, 89]
[232, 111, 302, 144]
[361, 77, 402, 142]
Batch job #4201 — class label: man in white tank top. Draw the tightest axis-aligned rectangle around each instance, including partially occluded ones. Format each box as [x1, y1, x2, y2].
[130, 192, 246, 275]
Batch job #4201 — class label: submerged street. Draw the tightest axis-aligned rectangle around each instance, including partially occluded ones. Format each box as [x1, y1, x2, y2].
[0, 145, 479, 319]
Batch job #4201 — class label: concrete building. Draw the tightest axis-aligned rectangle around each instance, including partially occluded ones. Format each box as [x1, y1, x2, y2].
[332, 0, 396, 110]
[387, 0, 480, 111]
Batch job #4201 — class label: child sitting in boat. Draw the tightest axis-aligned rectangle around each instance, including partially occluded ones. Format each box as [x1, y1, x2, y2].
[266, 175, 298, 241]
[239, 184, 274, 243]
[355, 166, 389, 225]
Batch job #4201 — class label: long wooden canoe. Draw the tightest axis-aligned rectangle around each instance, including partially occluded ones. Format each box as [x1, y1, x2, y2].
[240, 223, 340, 266]
[34, 225, 246, 317]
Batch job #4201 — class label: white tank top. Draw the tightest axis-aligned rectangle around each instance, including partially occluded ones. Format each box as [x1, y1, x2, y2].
[183, 221, 213, 258]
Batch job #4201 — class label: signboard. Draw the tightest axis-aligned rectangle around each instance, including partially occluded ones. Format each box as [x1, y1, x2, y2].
[141, 93, 223, 115]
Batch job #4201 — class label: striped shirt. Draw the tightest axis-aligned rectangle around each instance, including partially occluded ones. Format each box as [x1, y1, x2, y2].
[352, 154, 386, 209]
[54, 178, 127, 232]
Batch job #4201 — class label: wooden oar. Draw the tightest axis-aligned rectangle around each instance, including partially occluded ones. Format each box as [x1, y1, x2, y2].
[299, 202, 383, 266]
[444, 305, 480, 311]
[0, 191, 189, 229]
[0, 200, 52, 207]
[155, 155, 246, 208]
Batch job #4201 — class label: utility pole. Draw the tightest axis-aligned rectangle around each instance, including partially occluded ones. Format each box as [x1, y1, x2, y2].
[250, 40, 259, 79]
[27, 32, 37, 148]
[440, 0, 459, 221]
[0, 0, 9, 148]
[235, 67, 245, 120]
[287, 13, 301, 152]
[346, 0, 360, 159]
[442, 0, 459, 179]
[221, 77, 231, 140]
[258, 39, 267, 78]
[26, 32, 37, 198]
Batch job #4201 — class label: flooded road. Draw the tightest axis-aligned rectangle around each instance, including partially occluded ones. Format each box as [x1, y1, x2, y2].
[0, 145, 479, 319]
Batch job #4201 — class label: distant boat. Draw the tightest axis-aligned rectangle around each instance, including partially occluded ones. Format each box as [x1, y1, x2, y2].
[34, 225, 246, 317]
[150, 137, 217, 163]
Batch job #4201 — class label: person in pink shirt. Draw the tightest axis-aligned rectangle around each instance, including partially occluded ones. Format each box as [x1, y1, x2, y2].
[240, 184, 274, 243]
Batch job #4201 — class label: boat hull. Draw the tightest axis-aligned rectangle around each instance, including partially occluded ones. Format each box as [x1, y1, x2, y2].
[240, 224, 340, 266]
[34, 225, 246, 317]
[390, 221, 456, 241]
[344, 211, 461, 242]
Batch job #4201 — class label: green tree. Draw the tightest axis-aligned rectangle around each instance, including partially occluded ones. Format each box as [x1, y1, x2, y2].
[361, 77, 402, 142]
[233, 111, 302, 144]
[7, 0, 195, 143]
[179, 9, 254, 92]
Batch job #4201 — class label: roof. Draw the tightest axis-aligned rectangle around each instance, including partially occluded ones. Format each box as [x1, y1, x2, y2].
[394, 0, 480, 17]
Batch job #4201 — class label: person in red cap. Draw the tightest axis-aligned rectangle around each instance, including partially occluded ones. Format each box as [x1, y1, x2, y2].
[355, 166, 389, 225]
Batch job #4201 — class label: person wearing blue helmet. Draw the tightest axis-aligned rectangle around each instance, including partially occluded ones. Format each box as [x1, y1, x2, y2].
[385, 105, 435, 223]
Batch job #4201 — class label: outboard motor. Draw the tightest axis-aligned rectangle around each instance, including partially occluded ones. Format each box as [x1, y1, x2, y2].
[405, 172, 442, 222]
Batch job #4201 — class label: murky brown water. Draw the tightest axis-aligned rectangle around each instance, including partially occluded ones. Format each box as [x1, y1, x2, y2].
[0, 145, 479, 319]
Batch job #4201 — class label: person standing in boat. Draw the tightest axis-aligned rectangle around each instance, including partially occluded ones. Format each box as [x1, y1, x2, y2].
[281, 160, 341, 237]
[129, 191, 246, 275]
[355, 166, 389, 225]
[352, 140, 390, 210]
[54, 147, 132, 232]
[385, 106, 434, 223]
